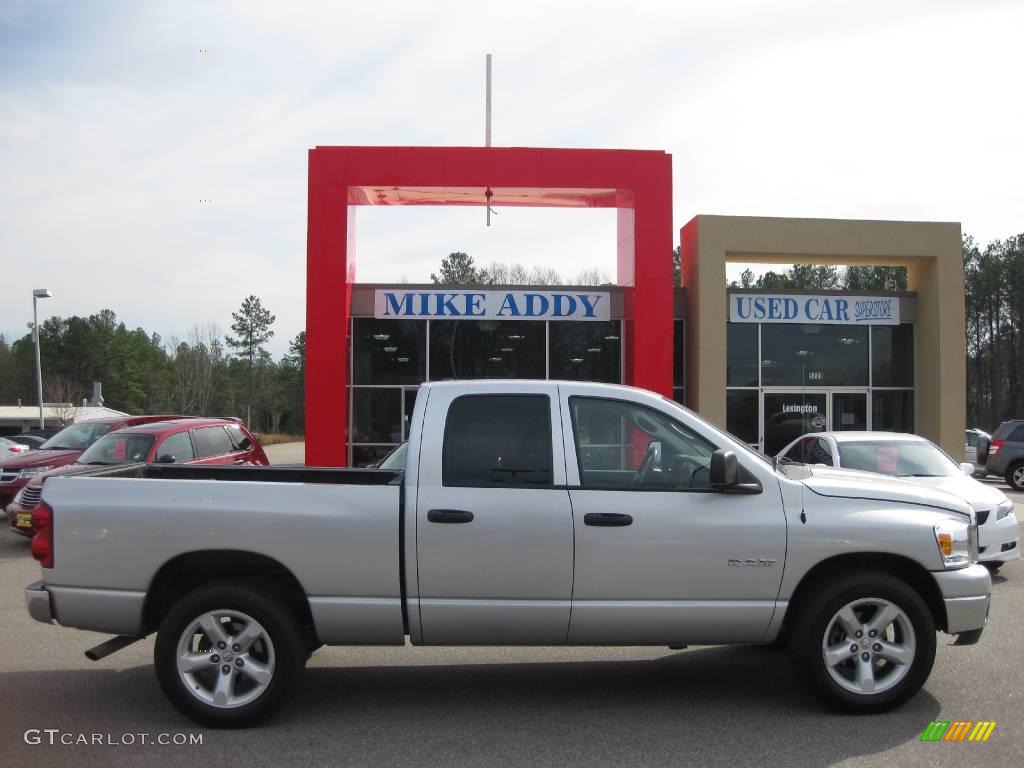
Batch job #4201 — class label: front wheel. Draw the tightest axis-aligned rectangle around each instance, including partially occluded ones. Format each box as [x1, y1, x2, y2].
[154, 584, 306, 727]
[789, 572, 936, 713]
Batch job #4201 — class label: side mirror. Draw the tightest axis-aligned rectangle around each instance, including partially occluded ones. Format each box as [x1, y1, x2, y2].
[960, 462, 975, 476]
[976, 436, 990, 464]
[710, 449, 738, 488]
[647, 440, 662, 465]
[155, 454, 176, 464]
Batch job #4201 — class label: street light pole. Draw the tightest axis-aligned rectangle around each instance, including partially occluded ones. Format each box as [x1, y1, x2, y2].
[32, 289, 52, 430]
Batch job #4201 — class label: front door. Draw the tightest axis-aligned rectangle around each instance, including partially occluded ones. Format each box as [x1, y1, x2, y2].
[762, 391, 828, 457]
[562, 392, 786, 645]
[414, 384, 574, 644]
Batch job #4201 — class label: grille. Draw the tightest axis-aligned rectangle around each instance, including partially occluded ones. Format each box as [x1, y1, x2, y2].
[976, 510, 990, 526]
[19, 486, 42, 510]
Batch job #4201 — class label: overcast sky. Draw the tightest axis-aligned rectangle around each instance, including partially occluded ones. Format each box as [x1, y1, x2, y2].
[2, 0, 1022, 356]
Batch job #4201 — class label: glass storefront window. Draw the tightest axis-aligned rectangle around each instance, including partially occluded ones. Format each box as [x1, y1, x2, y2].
[726, 390, 759, 446]
[871, 324, 914, 387]
[353, 319, 426, 385]
[872, 390, 914, 433]
[351, 388, 402, 444]
[761, 324, 868, 387]
[549, 321, 621, 382]
[674, 320, 686, 389]
[727, 323, 758, 387]
[430, 320, 545, 380]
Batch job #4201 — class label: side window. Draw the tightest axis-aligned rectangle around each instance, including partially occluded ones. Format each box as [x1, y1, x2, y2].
[157, 431, 195, 463]
[806, 438, 834, 465]
[1009, 425, 1024, 443]
[965, 432, 978, 448]
[192, 426, 234, 458]
[783, 438, 808, 464]
[226, 424, 253, 451]
[442, 395, 553, 487]
[571, 397, 716, 491]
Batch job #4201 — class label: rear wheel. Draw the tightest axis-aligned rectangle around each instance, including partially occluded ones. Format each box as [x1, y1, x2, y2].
[154, 584, 306, 727]
[1006, 463, 1024, 491]
[789, 571, 935, 713]
[984, 561, 1003, 574]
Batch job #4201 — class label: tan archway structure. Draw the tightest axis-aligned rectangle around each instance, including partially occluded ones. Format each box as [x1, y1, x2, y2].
[680, 215, 964, 457]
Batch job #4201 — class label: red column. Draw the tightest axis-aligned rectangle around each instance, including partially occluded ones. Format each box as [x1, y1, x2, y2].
[305, 151, 351, 466]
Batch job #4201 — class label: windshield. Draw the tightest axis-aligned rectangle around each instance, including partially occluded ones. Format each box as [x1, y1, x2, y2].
[77, 433, 156, 465]
[837, 440, 958, 477]
[378, 442, 408, 470]
[40, 422, 112, 451]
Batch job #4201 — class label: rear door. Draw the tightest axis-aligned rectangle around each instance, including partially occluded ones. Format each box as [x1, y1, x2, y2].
[190, 426, 239, 465]
[414, 383, 574, 644]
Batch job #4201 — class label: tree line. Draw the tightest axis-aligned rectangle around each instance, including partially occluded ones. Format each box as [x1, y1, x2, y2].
[2, 236, 1019, 435]
[0, 296, 305, 435]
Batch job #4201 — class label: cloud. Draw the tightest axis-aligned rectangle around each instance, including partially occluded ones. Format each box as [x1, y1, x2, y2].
[1, 0, 1023, 356]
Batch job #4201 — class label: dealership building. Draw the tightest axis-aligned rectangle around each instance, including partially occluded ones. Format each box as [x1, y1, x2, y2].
[304, 147, 964, 466]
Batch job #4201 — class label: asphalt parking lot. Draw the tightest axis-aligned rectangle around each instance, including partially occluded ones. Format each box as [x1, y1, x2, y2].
[0, 481, 1020, 768]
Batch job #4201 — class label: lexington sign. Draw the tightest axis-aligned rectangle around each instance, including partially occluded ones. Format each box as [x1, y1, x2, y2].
[730, 294, 900, 325]
[374, 290, 611, 322]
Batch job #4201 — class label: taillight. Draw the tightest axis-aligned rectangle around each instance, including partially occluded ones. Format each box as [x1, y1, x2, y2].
[30, 501, 54, 568]
[990, 440, 1004, 455]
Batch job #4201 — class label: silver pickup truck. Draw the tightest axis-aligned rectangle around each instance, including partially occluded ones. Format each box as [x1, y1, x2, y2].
[24, 380, 990, 726]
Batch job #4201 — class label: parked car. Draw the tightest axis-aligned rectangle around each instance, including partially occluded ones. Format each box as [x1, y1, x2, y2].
[373, 441, 407, 470]
[6, 418, 268, 536]
[964, 428, 990, 474]
[0, 415, 190, 511]
[0, 437, 31, 456]
[7, 434, 47, 450]
[25, 380, 989, 726]
[777, 431, 1019, 571]
[982, 420, 1024, 490]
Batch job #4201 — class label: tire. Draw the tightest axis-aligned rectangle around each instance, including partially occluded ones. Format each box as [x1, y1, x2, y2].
[788, 571, 936, 714]
[1006, 462, 1024, 491]
[983, 561, 1003, 574]
[154, 583, 306, 727]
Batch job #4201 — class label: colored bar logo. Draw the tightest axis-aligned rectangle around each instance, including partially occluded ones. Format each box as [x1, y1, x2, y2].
[920, 721, 996, 742]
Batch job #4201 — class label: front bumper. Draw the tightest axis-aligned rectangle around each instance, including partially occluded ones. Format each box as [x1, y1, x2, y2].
[25, 580, 54, 624]
[932, 563, 991, 637]
[978, 512, 1021, 563]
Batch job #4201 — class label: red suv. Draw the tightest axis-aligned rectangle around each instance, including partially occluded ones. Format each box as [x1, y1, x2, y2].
[0, 415, 190, 510]
[6, 418, 269, 536]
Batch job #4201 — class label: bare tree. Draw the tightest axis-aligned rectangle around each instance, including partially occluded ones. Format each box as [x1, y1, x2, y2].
[170, 324, 221, 415]
[43, 375, 81, 425]
[573, 267, 612, 285]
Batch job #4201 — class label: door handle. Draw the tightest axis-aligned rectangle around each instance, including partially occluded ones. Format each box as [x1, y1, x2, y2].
[584, 512, 633, 527]
[427, 509, 475, 524]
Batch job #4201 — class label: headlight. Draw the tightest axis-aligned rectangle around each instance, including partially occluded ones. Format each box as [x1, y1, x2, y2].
[934, 520, 973, 568]
[18, 466, 54, 479]
[996, 500, 1014, 521]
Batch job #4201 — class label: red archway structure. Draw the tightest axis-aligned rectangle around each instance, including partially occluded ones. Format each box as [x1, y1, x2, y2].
[306, 146, 674, 466]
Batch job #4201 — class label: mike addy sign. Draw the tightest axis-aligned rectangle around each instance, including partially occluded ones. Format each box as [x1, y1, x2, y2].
[729, 294, 900, 325]
[374, 290, 611, 322]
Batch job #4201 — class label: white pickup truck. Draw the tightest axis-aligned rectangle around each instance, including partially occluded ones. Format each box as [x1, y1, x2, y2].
[25, 380, 990, 727]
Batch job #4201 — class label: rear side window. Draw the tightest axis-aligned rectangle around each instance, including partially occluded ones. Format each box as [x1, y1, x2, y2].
[442, 395, 553, 487]
[157, 431, 194, 462]
[226, 424, 253, 451]
[993, 422, 1019, 440]
[192, 426, 234, 458]
[1008, 426, 1024, 443]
